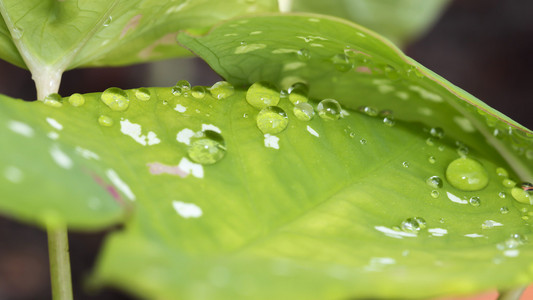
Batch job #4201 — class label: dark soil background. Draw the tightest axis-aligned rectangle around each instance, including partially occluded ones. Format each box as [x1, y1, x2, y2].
[0, 1, 531, 299]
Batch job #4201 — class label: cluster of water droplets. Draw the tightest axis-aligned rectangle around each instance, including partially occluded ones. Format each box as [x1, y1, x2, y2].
[495, 166, 533, 206]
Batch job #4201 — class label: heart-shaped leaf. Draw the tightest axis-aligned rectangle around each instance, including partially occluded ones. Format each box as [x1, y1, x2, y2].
[290, 0, 451, 46]
[0, 0, 277, 97]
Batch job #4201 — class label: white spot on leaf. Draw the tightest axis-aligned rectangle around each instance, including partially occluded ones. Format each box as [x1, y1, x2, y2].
[8, 120, 34, 137]
[174, 104, 187, 113]
[178, 157, 204, 178]
[428, 228, 447, 237]
[453, 116, 476, 132]
[447, 191, 468, 204]
[264, 134, 280, 149]
[234, 43, 266, 54]
[306, 125, 319, 137]
[409, 86, 443, 102]
[46, 118, 63, 130]
[465, 233, 484, 238]
[106, 169, 135, 201]
[75, 147, 100, 160]
[4, 166, 23, 183]
[172, 200, 202, 218]
[177, 128, 195, 145]
[50, 145, 73, 169]
[120, 119, 160, 146]
[374, 226, 416, 239]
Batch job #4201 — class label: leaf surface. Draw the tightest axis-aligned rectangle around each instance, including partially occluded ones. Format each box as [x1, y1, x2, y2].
[290, 0, 450, 46]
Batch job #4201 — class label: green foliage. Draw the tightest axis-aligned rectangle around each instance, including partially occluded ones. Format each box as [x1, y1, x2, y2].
[0, 2, 532, 300]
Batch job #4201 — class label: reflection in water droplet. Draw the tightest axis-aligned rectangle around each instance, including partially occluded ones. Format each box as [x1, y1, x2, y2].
[68, 93, 85, 107]
[383, 116, 395, 127]
[502, 178, 516, 188]
[430, 127, 444, 139]
[317, 99, 342, 120]
[188, 130, 226, 165]
[101, 87, 129, 111]
[360, 138, 367, 145]
[103, 16, 112, 26]
[297, 48, 310, 61]
[426, 176, 443, 189]
[191, 86, 206, 99]
[288, 82, 309, 104]
[256, 106, 289, 134]
[469, 196, 481, 207]
[293, 102, 315, 121]
[500, 206, 509, 214]
[210, 81, 235, 99]
[246, 81, 280, 109]
[360, 106, 378, 117]
[457, 146, 469, 157]
[496, 167, 509, 178]
[43, 93, 63, 107]
[135, 88, 151, 101]
[401, 217, 426, 233]
[499, 192, 507, 198]
[176, 80, 191, 90]
[511, 183, 532, 204]
[331, 54, 352, 72]
[98, 115, 113, 127]
[446, 157, 489, 191]
[172, 86, 182, 96]
[431, 190, 440, 198]
[402, 161, 409, 168]
[428, 156, 436, 164]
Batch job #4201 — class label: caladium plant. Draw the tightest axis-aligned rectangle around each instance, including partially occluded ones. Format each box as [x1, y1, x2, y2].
[0, 1, 532, 300]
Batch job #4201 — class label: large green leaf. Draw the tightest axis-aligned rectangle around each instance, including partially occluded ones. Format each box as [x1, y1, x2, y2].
[290, 0, 450, 46]
[0, 0, 277, 97]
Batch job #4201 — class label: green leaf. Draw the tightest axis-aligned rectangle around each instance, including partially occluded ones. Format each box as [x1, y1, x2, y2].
[0, 95, 125, 230]
[0, 0, 277, 97]
[289, 0, 451, 46]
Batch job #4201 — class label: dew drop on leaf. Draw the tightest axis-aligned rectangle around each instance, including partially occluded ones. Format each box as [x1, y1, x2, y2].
[401, 217, 426, 233]
[103, 16, 112, 27]
[68, 93, 85, 107]
[502, 178, 516, 188]
[384, 64, 401, 81]
[499, 192, 507, 198]
[287, 82, 309, 104]
[429, 127, 445, 139]
[402, 161, 409, 168]
[431, 190, 440, 198]
[191, 86, 206, 99]
[469, 196, 481, 207]
[511, 183, 533, 204]
[43, 93, 63, 107]
[359, 106, 378, 117]
[330, 54, 352, 72]
[496, 167, 509, 178]
[134, 88, 151, 101]
[210, 81, 235, 99]
[500, 206, 510, 214]
[256, 106, 289, 134]
[317, 99, 342, 120]
[445, 157, 489, 191]
[428, 156, 437, 164]
[360, 138, 367, 145]
[297, 48, 310, 61]
[383, 116, 395, 127]
[98, 115, 113, 127]
[293, 102, 314, 121]
[101, 87, 130, 111]
[188, 130, 226, 165]
[426, 176, 443, 189]
[246, 81, 280, 110]
[175, 80, 191, 91]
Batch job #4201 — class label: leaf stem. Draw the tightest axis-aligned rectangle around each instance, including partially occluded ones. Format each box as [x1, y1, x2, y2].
[34, 66, 63, 100]
[498, 286, 526, 300]
[47, 225, 73, 300]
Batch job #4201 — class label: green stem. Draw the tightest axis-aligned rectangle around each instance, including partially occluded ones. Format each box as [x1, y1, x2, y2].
[498, 286, 526, 300]
[47, 226, 73, 300]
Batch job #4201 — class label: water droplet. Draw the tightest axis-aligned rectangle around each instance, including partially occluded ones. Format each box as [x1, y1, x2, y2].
[499, 192, 507, 198]
[445, 157, 489, 191]
[134, 88, 151, 101]
[496, 167, 509, 178]
[383, 116, 395, 127]
[175, 80, 191, 90]
[172, 86, 182, 96]
[330, 54, 352, 72]
[243, 113, 249, 119]
[103, 16, 112, 27]
[384, 64, 401, 81]
[405, 66, 424, 79]
[359, 106, 378, 117]
[457, 146, 469, 157]
[297, 48, 310, 61]
[401, 217, 426, 233]
[256, 106, 289, 134]
[43, 93, 63, 107]
[101, 87, 129, 111]
[67, 93, 85, 107]
[246, 81, 280, 110]
[98, 115, 113, 127]
[402, 161, 409, 168]
[287, 82, 309, 104]
[293, 102, 315, 121]
[430, 190, 440, 198]
[502, 178, 516, 188]
[210, 81, 235, 99]
[500, 206, 510, 214]
[188, 130, 226, 165]
[511, 183, 533, 204]
[430, 127, 445, 139]
[12, 26, 23, 39]
[426, 137, 435, 146]
[505, 234, 528, 248]
[349, 132, 356, 138]
[317, 99, 342, 120]
[426, 176, 443, 189]
[438, 145, 445, 152]
[191, 86, 206, 99]
[469, 196, 481, 207]
[428, 156, 436, 164]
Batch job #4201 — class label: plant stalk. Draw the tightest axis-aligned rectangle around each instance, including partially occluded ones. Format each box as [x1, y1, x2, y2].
[47, 226, 73, 300]
[498, 286, 526, 300]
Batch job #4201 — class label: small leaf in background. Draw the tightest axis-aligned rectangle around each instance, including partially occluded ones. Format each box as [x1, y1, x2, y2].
[290, 0, 451, 47]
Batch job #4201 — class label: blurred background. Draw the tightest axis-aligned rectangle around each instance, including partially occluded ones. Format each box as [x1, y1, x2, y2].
[0, 0, 532, 299]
